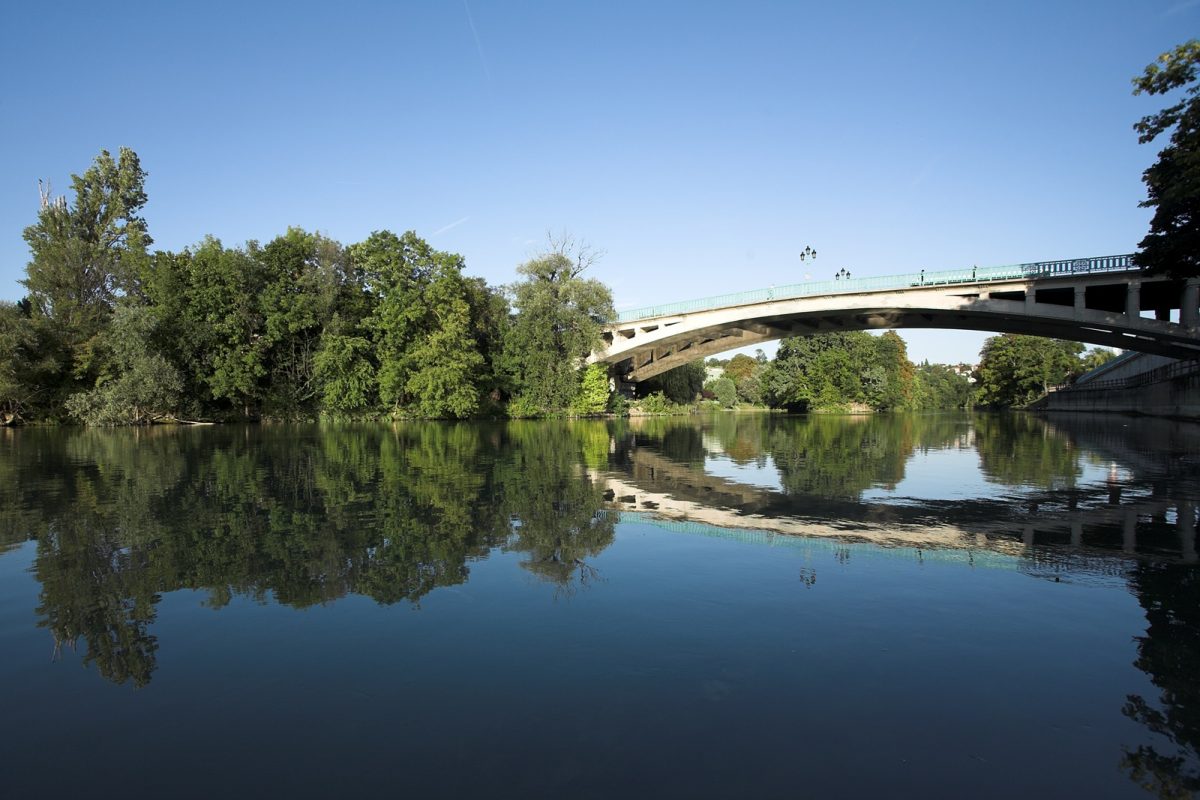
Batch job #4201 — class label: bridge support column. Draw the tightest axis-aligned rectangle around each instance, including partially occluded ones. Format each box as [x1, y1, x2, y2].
[1074, 286, 1086, 317]
[1181, 500, 1197, 564]
[1125, 280, 1140, 320]
[1183, 279, 1199, 329]
[1123, 510, 1137, 554]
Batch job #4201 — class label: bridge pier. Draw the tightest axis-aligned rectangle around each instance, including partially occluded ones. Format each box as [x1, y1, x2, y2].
[1126, 280, 1140, 320]
[1181, 500, 1197, 563]
[1073, 286, 1086, 318]
[1184, 279, 1199, 329]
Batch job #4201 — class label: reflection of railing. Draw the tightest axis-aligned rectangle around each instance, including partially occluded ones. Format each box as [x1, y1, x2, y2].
[1061, 358, 1200, 392]
[615, 253, 1136, 323]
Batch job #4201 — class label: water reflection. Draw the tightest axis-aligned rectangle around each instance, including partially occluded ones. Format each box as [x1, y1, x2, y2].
[0, 423, 614, 686]
[604, 413, 1200, 562]
[602, 412, 1200, 799]
[2, 413, 1199, 797]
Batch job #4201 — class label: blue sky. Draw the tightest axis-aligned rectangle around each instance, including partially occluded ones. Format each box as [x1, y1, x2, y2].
[1, 0, 1195, 363]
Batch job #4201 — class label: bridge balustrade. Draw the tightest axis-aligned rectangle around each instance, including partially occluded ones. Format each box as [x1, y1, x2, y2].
[615, 253, 1137, 323]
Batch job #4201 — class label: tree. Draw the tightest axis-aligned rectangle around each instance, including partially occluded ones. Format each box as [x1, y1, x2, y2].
[174, 238, 270, 416]
[1081, 347, 1119, 373]
[63, 304, 184, 425]
[1132, 40, 1200, 279]
[21, 148, 151, 385]
[725, 354, 757, 383]
[974, 335, 1084, 407]
[313, 329, 376, 413]
[639, 360, 705, 404]
[913, 362, 973, 409]
[403, 268, 484, 419]
[706, 376, 737, 408]
[504, 239, 614, 414]
[0, 302, 42, 422]
[257, 228, 343, 415]
[571, 363, 611, 415]
[352, 231, 490, 418]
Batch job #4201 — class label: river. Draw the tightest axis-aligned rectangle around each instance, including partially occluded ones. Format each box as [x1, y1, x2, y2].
[1, 413, 1198, 798]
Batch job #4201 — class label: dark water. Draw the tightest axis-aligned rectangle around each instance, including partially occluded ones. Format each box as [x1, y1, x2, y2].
[2, 413, 1199, 799]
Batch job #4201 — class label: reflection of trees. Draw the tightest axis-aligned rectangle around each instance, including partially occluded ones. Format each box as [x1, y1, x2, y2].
[1, 421, 614, 686]
[615, 412, 975, 503]
[974, 414, 1081, 489]
[1122, 561, 1200, 799]
[770, 415, 913, 500]
[709, 413, 770, 464]
[628, 416, 706, 464]
[501, 423, 615, 592]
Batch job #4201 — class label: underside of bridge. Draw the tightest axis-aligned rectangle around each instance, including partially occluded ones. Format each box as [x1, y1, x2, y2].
[596, 272, 1200, 382]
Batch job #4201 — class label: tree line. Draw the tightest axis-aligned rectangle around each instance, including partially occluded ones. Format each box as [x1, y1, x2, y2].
[0, 120, 1155, 425]
[0, 148, 615, 424]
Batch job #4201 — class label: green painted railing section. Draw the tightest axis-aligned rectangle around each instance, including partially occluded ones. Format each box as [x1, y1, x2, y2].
[615, 253, 1136, 323]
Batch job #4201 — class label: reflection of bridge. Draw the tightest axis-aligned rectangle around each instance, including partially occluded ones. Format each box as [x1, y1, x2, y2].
[595, 255, 1200, 381]
[597, 433, 1199, 563]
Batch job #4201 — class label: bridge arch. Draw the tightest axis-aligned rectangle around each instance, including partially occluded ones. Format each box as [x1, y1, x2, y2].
[594, 257, 1200, 381]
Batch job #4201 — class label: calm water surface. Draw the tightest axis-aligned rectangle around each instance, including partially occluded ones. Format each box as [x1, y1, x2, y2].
[2, 413, 1199, 798]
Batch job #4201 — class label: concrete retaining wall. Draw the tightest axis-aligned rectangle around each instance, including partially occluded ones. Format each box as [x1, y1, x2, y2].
[1039, 370, 1200, 419]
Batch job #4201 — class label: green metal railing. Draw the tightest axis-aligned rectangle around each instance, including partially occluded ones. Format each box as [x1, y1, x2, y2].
[615, 253, 1136, 323]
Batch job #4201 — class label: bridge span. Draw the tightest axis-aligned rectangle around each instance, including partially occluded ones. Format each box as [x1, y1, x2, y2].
[594, 255, 1200, 381]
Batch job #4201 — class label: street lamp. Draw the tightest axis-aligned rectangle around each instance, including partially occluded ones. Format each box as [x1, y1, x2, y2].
[835, 268, 851, 281]
[799, 245, 817, 262]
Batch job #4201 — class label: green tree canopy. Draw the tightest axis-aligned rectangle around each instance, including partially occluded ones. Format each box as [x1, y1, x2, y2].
[974, 335, 1084, 407]
[504, 241, 614, 414]
[21, 147, 151, 390]
[1132, 40, 1200, 279]
[640, 360, 705, 404]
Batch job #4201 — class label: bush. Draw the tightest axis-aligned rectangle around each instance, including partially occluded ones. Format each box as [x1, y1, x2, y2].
[607, 391, 630, 416]
[636, 391, 674, 414]
[570, 364, 611, 416]
[506, 394, 543, 418]
[705, 377, 737, 408]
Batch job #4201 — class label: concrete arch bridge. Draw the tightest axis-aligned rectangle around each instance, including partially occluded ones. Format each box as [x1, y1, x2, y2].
[593, 255, 1200, 382]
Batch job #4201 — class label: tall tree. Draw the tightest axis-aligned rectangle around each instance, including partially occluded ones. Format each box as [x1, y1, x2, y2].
[21, 148, 151, 383]
[353, 231, 490, 418]
[63, 304, 184, 425]
[639, 360, 705, 404]
[974, 335, 1083, 407]
[1132, 40, 1200, 279]
[0, 302, 42, 423]
[257, 228, 343, 415]
[504, 239, 614, 414]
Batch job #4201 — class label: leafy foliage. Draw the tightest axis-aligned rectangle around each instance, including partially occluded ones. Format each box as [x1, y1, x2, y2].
[572, 363, 612, 415]
[504, 245, 614, 415]
[1132, 40, 1200, 279]
[0, 302, 42, 421]
[64, 304, 184, 425]
[761, 332, 918, 412]
[21, 147, 151, 399]
[706, 376, 738, 408]
[973, 335, 1083, 407]
[639, 360, 705, 405]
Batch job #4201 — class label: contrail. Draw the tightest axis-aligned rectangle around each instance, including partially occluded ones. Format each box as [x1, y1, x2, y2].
[432, 216, 470, 236]
[1163, 0, 1200, 16]
[463, 1, 491, 82]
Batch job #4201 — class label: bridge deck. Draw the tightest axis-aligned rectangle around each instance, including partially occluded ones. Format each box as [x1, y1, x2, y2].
[616, 254, 1136, 323]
